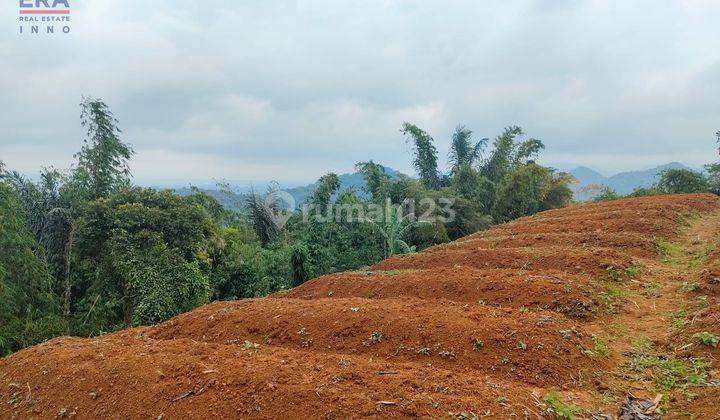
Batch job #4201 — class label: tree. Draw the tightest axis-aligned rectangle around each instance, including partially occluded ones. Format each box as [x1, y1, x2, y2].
[656, 169, 708, 194]
[71, 98, 134, 200]
[627, 186, 661, 197]
[356, 161, 391, 202]
[72, 187, 217, 329]
[451, 165, 496, 213]
[246, 189, 279, 246]
[401, 122, 441, 189]
[290, 242, 311, 287]
[541, 171, 575, 210]
[363, 205, 427, 258]
[448, 126, 487, 173]
[0, 182, 63, 355]
[492, 164, 571, 222]
[311, 173, 340, 210]
[42, 208, 74, 332]
[592, 186, 621, 202]
[480, 126, 544, 184]
[4, 168, 66, 243]
[111, 235, 209, 326]
[705, 163, 720, 195]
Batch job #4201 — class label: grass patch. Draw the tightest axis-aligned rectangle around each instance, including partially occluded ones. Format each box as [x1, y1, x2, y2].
[362, 331, 384, 346]
[643, 281, 662, 297]
[599, 284, 625, 312]
[625, 264, 644, 278]
[242, 340, 261, 351]
[680, 281, 703, 293]
[591, 336, 611, 359]
[629, 353, 711, 391]
[543, 391, 582, 419]
[631, 336, 652, 352]
[656, 240, 684, 265]
[670, 307, 689, 332]
[603, 264, 643, 282]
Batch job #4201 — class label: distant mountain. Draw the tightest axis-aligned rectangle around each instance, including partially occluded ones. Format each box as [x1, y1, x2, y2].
[569, 166, 606, 187]
[174, 166, 403, 210]
[173, 187, 248, 211]
[570, 162, 696, 200]
[282, 166, 401, 207]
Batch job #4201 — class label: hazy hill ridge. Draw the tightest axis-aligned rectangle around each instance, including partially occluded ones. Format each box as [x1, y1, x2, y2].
[570, 162, 695, 196]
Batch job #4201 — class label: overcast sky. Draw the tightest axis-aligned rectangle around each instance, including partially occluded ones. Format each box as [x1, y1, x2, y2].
[1, 0, 719, 185]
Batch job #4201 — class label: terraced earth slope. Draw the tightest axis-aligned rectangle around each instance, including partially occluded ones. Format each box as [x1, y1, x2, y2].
[3, 194, 720, 419]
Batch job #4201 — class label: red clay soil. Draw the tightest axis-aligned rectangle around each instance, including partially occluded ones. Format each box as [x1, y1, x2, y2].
[490, 215, 680, 237]
[282, 268, 599, 317]
[371, 246, 635, 278]
[450, 231, 657, 257]
[2, 193, 720, 419]
[0, 334, 549, 419]
[148, 297, 602, 387]
[535, 193, 720, 218]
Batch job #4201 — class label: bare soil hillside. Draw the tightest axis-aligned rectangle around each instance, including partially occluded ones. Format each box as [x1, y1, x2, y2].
[2, 194, 720, 419]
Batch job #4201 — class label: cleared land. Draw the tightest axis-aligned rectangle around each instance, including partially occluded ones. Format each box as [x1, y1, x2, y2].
[2, 193, 720, 419]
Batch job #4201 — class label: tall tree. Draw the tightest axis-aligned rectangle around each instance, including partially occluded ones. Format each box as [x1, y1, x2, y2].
[72, 188, 216, 329]
[401, 122, 441, 189]
[42, 208, 74, 332]
[356, 161, 390, 203]
[246, 189, 279, 246]
[311, 173, 341, 210]
[448, 125, 487, 173]
[480, 126, 544, 184]
[290, 242, 310, 287]
[491, 163, 572, 222]
[0, 182, 62, 355]
[72, 98, 134, 200]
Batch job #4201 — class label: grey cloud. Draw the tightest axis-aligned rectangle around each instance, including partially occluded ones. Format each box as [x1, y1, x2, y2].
[1, 0, 719, 182]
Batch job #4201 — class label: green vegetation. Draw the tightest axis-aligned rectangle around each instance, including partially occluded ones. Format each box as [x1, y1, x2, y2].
[693, 332, 720, 348]
[543, 391, 582, 419]
[670, 307, 689, 332]
[599, 284, 625, 312]
[591, 336, 611, 359]
[593, 166, 719, 201]
[0, 100, 576, 355]
[656, 240, 684, 264]
[629, 353, 711, 391]
[680, 281, 703, 293]
[644, 281, 663, 297]
[0, 183, 63, 354]
[472, 338, 484, 351]
[632, 336, 652, 352]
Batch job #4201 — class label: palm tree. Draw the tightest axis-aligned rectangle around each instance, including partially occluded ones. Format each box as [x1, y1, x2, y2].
[246, 189, 279, 246]
[448, 125, 487, 173]
[363, 204, 429, 258]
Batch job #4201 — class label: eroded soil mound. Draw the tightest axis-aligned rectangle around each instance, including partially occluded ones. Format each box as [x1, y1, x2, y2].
[2, 193, 720, 419]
